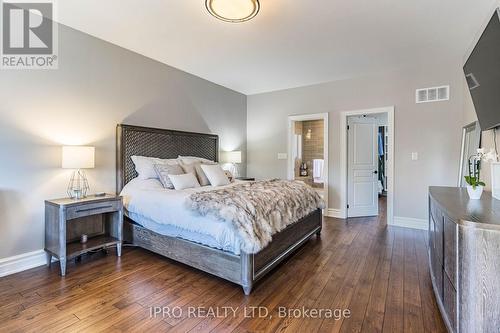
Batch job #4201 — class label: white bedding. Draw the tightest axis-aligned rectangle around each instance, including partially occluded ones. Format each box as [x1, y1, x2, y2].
[120, 178, 243, 254]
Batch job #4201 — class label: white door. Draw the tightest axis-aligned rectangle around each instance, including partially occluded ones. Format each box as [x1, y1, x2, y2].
[347, 117, 378, 217]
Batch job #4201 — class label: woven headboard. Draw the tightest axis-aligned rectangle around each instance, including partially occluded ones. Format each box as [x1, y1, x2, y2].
[116, 124, 219, 192]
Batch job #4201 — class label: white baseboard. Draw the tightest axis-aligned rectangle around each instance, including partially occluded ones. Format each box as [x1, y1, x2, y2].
[0, 249, 48, 277]
[391, 216, 428, 230]
[325, 208, 428, 231]
[325, 208, 344, 219]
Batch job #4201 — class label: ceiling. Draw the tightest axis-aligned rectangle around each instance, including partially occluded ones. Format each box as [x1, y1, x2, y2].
[56, 0, 498, 95]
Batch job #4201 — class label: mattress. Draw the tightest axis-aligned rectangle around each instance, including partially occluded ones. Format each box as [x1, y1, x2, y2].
[120, 178, 242, 255]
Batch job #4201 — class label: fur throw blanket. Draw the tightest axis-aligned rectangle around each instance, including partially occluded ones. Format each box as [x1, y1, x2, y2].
[186, 179, 325, 254]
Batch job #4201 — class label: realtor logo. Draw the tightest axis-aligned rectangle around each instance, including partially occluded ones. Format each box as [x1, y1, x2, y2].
[1, 0, 58, 69]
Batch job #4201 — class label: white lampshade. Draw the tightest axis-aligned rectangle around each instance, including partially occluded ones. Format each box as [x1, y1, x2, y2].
[223, 151, 242, 164]
[62, 146, 95, 169]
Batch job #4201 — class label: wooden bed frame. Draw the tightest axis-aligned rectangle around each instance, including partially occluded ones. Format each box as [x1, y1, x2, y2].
[116, 124, 322, 294]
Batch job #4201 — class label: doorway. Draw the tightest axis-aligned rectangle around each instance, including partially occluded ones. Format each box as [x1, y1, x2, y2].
[340, 107, 394, 224]
[287, 113, 329, 213]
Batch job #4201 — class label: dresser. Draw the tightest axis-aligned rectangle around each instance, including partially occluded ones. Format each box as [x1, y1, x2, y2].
[429, 187, 500, 333]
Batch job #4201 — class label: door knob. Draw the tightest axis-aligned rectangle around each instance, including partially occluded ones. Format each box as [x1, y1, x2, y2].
[373, 170, 378, 174]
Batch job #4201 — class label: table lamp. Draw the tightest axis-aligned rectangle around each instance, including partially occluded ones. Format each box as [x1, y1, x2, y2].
[62, 146, 95, 199]
[222, 151, 242, 178]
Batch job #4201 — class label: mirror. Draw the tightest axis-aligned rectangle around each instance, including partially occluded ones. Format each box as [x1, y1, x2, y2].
[458, 121, 481, 187]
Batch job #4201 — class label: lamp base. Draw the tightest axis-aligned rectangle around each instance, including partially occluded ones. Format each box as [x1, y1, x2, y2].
[67, 169, 90, 199]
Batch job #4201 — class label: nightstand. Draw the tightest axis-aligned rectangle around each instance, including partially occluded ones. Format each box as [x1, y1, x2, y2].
[44, 194, 123, 276]
[236, 177, 255, 181]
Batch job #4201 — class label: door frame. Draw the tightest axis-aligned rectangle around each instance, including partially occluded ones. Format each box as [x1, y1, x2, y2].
[287, 113, 329, 214]
[340, 106, 394, 224]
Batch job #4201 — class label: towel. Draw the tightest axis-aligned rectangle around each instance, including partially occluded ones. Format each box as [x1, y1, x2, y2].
[313, 159, 324, 183]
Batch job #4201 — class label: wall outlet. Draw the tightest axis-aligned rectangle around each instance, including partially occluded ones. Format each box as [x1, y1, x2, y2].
[277, 153, 288, 160]
[412, 152, 418, 161]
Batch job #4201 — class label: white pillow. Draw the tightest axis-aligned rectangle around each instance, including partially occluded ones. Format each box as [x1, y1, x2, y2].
[201, 164, 230, 186]
[178, 155, 215, 164]
[131, 156, 178, 180]
[180, 161, 217, 186]
[154, 164, 185, 189]
[168, 173, 201, 190]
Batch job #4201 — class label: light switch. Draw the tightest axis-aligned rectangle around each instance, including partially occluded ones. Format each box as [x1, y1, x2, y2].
[412, 152, 418, 161]
[277, 153, 288, 160]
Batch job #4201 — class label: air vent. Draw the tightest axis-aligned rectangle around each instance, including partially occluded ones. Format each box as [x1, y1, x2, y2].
[416, 85, 450, 103]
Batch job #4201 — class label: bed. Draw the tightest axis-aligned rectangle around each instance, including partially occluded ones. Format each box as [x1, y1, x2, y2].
[116, 124, 322, 294]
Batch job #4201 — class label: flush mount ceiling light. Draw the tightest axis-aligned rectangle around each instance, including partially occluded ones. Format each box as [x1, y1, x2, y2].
[206, 0, 260, 23]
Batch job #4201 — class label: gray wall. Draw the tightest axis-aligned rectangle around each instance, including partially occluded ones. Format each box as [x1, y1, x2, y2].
[0, 24, 247, 259]
[247, 61, 465, 221]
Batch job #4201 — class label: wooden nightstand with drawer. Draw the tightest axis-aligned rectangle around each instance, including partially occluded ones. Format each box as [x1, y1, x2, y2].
[44, 194, 123, 276]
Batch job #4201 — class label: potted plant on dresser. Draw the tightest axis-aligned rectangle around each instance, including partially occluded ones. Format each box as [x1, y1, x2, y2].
[465, 148, 497, 199]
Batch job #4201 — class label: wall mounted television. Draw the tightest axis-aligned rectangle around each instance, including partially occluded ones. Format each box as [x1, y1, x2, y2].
[464, 8, 500, 131]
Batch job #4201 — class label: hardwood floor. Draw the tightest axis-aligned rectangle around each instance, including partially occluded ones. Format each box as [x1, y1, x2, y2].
[0, 201, 445, 333]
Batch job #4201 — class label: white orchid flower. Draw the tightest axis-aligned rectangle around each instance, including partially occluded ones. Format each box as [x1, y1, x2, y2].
[482, 148, 498, 162]
[474, 148, 498, 162]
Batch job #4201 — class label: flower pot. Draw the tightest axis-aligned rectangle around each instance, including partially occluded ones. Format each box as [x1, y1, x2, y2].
[467, 185, 484, 200]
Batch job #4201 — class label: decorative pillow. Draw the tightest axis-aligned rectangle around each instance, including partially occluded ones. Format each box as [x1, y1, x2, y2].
[168, 173, 201, 190]
[200, 164, 231, 186]
[180, 161, 216, 186]
[224, 170, 235, 183]
[153, 164, 185, 189]
[131, 156, 178, 180]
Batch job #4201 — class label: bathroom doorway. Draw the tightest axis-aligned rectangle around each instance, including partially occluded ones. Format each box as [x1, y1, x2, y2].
[287, 113, 329, 212]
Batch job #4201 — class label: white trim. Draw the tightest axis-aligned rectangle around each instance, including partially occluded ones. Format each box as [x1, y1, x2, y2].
[287, 113, 329, 214]
[325, 208, 343, 218]
[0, 249, 48, 277]
[340, 106, 395, 225]
[288, 113, 328, 122]
[392, 216, 428, 230]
